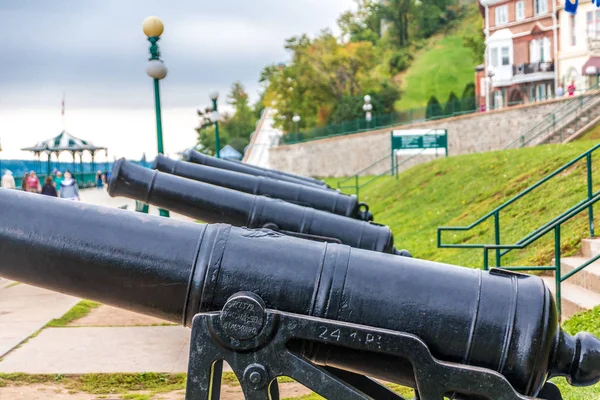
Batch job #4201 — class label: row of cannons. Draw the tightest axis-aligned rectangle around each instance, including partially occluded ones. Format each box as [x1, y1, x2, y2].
[1, 151, 600, 399]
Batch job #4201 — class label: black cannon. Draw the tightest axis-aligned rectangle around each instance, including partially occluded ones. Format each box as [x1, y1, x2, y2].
[153, 154, 372, 221]
[185, 149, 331, 190]
[0, 189, 598, 400]
[109, 159, 404, 255]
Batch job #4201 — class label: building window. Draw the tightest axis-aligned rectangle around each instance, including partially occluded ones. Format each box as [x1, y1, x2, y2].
[572, 15, 577, 46]
[588, 12, 595, 38]
[596, 11, 600, 37]
[530, 38, 551, 63]
[491, 47, 499, 67]
[495, 5, 508, 25]
[501, 47, 510, 65]
[516, 1, 525, 20]
[534, 0, 547, 15]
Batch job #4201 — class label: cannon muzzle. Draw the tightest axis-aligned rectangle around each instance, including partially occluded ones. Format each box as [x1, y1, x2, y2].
[109, 159, 395, 254]
[153, 154, 373, 221]
[185, 149, 330, 190]
[0, 188, 599, 397]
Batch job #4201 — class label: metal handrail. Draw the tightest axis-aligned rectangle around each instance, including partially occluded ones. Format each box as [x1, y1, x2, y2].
[438, 143, 599, 266]
[505, 81, 600, 149]
[480, 192, 600, 319]
[337, 148, 429, 199]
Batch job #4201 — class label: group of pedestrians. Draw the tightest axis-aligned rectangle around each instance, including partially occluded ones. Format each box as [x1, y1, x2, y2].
[1, 170, 80, 200]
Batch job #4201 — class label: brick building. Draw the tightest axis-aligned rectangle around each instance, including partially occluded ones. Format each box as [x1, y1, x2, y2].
[479, 0, 559, 110]
[558, 0, 600, 93]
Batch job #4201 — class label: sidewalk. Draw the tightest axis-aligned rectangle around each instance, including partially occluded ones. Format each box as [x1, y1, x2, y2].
[0, 188, 207, 375]
[0, 283, 78, 358]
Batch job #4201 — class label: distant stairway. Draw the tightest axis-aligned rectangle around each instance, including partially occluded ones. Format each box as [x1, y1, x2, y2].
[544, 238, 600, 318]
[505, 85, 600, 149]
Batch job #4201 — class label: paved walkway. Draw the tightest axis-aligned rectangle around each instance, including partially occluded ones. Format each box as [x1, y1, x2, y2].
[0, 189, 203, 374]
[80, 188, 195, 222]
[0, 283, 79, 358]
[0, 326, 191, 374]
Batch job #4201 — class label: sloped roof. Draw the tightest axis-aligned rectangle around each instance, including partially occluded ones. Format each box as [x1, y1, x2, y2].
[22, 131, 106, 153]
[220, 144, 242, 160]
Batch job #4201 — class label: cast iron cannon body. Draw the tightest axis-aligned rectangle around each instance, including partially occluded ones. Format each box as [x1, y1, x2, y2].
[154, 155, 372, 221]
[185, 150, 330, 190]
[0, 189, 598, 399]
[109, 159, 400, 254]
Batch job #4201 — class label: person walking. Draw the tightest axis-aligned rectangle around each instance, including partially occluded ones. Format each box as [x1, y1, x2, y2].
[41, 176, 58, 197]
[21, 173, 30, 191]
[54, 171, 64, 195]
[59, 171, 80, 201]
[26, 171, 41, 193]
[1, 170, 16, 189]
[96, 171, 104, 190]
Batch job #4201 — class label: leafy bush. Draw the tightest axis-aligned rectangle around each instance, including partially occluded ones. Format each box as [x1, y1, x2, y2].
[388, 49, 413, 74]
[425, 96, 443, 119]
[444, 92, 460, 116]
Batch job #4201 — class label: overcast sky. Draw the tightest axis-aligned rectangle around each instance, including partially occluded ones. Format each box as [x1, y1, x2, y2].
[0, 0, 354, 160]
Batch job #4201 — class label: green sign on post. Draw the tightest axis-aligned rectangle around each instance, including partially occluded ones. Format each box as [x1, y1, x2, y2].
[390, 129, 448, 177]
[391, 129, 448, 155]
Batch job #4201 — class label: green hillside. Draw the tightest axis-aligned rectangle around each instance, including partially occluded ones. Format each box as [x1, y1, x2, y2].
[326, 140, 600, 399]
[395, 6, 482, 110]
[328, 140, 600, 269]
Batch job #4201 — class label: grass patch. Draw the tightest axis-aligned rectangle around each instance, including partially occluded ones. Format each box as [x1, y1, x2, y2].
[563, 305, 600, 337]
[45, 300, 101, 327]
[4, 282, 20, 289]
[327, 140, 600, 270]
[395, 5, 481, 110]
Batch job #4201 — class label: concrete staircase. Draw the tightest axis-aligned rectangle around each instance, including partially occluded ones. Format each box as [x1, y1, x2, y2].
[542, 238, 600, 318]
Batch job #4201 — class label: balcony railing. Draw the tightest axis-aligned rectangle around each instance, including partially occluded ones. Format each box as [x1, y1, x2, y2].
[512, 61, 554, 75]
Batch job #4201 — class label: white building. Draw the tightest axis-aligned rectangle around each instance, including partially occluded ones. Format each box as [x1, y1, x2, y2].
[558, 0, 600, 92]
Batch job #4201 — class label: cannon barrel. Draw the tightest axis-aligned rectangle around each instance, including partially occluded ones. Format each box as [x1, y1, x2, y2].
[185, 149, 330, 190]
[109, 159, 399, 254]
[0, 188, 599, 397]
[153, 155, 372, 221]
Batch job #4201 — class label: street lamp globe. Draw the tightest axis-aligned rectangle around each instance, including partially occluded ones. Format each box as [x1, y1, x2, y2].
[142, 16, 164, 38]
[146, 59, 168, 80]
[363, 103, 373, 112]
[292, 114, 301, 123]
[209, 91, 220, 101]
[363, 95, 371, 104]
[210, 110, 221, 123]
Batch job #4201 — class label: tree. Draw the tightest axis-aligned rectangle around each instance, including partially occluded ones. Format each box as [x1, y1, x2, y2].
[338, 0, 382, 44]
[443, 92, 459, 116]
[263, 30, 389, 131]
[380, 0, 414, 47]
[463, 30, 485, 64]
[195, 82, 256, 155]
[461, 82, 476, 112]
[425, 96, 442, 119]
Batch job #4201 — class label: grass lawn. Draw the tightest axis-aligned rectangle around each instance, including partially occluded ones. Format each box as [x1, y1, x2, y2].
[395, 6, 481, 110]
[326, 140, 600, 398]
[327, 140, 600, 270]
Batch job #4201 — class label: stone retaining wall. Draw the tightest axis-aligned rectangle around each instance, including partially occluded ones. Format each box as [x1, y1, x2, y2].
[268, 96, 577, 177]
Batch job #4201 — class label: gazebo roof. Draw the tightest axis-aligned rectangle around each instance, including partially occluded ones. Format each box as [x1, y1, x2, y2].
[21, 131, 106, 153]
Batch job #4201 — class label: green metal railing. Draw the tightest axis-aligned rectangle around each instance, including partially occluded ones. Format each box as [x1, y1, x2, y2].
[437, 144, 600, 319]
[337, 148, 429, 199]
[505, 82, 600, 149]
[281, 97, 535, 146]
[480, 193, 600, 319]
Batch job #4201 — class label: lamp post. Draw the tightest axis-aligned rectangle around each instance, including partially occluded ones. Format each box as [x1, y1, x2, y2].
[143, 16, 169, 218]
[143, 16, 168, 155]
[292, 114, 301, 142]
[209, 91, 221, 158]
[363, 95, 373, 128]
[485, 68, 495, 111]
